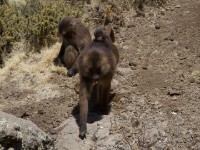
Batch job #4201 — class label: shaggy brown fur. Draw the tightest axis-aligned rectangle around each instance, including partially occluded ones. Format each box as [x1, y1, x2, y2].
[54, 16, 92, 69]
[69, 25, 119, 139]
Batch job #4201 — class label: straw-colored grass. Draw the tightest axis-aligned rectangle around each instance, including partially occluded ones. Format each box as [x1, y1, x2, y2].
[192, 70, 200, 80]
[0, 42, 67, 89]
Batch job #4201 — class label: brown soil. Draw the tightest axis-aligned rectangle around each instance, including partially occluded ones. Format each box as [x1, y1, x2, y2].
[0, 0, 200, 149]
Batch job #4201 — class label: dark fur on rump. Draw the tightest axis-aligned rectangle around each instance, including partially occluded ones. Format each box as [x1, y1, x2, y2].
[73, 26, 119, 139]
[54, 16, 92, 69]
[63, 45, 79, 69]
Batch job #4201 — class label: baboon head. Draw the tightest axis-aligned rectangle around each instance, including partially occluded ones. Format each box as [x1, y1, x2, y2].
[79, 50, 111, 80]
[94, 24, 115, 43]
[58, 16, 77, 37]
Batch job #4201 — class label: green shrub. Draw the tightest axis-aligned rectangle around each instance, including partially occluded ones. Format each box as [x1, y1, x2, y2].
[0, 0, 82, 66]
[21, 0, 82, 51]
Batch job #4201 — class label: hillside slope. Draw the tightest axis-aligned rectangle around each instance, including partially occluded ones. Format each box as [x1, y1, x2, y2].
[0, 0, 199, 149]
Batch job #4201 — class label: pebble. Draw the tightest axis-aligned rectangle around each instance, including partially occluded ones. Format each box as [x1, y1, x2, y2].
[148, 12, 155, 17]
[167, 89, 181, 96]
[127, 23, 136, 28]
[155, 24, 161, 29]
[189, 78, 195, 83]
[116, 67, 132, 76]
[175, 5, 181, 8]
[149, 24, 156, 29]
[164, 34, 175, 41]
[160, 9, 165, 15]
[173, 40, 179, 46]
[129, 62, 137, 67]
[171, 112, 177, 115]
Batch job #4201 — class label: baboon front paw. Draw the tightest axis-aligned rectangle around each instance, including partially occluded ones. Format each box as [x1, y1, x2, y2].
[79, 131, 86, 140]
[79, 126, 87, 140]
[67, 68, 78, 77]
[54, 57, 63, 66]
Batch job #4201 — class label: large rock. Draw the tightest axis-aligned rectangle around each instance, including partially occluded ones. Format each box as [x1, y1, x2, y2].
[55, 113, 125, 150]
[0, 111, 54, 150]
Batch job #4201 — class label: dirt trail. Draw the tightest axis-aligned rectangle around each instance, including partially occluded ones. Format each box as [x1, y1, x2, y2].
[0, 0, 200, 149]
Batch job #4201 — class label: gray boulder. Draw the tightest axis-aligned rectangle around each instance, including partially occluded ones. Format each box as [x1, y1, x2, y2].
[0, 111, 54, 150]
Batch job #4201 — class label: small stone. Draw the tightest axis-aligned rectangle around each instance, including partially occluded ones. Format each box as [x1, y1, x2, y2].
[131, 118, 140, 128]
[164, 34, 174, 41]
[138, 39, 145, 45]
[167, 89, 181, 96]
[189, 78, 195, 83]
[174, 40, 179, 46]
[148, 12, 155, 17]
[127, 23, 136, 28]
[49, 128, 57, 135]
[160, 9, 165, 15]
[185, 10, 190, 14]
[129, 62, 137, 67]
[94, 125, 110, 140]
[175, 5, 181, 8]
[116, 67, 132, 76]
[171, 112, 177, 115]
[155, 24, 161, 29]
[142, 63, 148, 70]
[185, 46, 189, 49]
[149, 24, 156, 29]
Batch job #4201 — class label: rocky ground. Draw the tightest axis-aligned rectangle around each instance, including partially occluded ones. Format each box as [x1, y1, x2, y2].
[0, 0, 200, 149]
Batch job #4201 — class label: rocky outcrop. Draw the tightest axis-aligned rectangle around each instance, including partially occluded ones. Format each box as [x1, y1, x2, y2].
[0, 111, 54, 150]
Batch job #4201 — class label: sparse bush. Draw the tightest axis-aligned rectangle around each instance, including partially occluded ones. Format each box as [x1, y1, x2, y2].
[0, 0, 82, 67]
[0, 3, 26, 66]
[21, 0, 82, 51]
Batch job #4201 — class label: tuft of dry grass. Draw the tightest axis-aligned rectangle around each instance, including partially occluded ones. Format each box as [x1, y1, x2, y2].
[192, 70, 200, 80]
[1, 53, 26, 75]
[0, 42, 67, 88]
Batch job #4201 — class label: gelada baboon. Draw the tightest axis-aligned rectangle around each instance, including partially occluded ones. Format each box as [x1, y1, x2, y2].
[69, 25, 119, 139]
[67, 25, 115, 77]
[54, 16, 92, 70]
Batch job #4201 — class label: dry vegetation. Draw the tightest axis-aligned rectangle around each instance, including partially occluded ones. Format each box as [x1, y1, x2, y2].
[0, 0, 168, 66]
[1, 0, 200, 149]
[0, 0, 81, 66]
[0, 0, 170, 104]
[0, 42, 66, 90]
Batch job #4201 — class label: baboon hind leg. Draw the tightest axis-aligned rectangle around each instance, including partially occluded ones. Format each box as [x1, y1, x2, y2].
[97, 81, 111, 114]
[63, 45, 79, 70]
[79, 79, 93, 139]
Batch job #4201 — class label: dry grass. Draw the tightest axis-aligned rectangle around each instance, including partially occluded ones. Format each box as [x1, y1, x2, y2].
[192, 70, 200, 80]
[0, 41, 27, 77]
[0, 42, 67, 89]
[7, 0, 27, 6]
